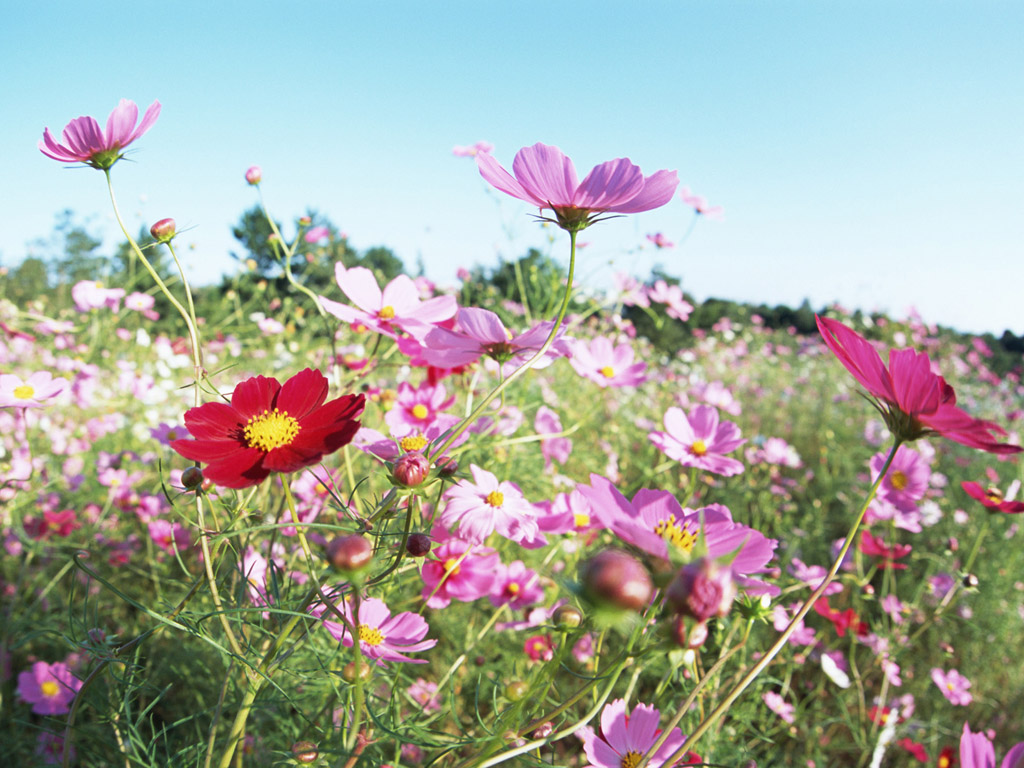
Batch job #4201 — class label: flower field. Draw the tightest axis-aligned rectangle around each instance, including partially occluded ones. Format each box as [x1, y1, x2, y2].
[3, 100, 1024, 767]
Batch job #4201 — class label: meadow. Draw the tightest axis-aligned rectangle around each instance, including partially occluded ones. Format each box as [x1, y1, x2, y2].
[3, 99, 1023, 768]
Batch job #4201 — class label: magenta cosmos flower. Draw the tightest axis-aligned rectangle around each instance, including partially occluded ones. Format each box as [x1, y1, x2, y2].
[817, 315, 1021, 454]
[579, 698, 689, 768]
[932, 667, 973, 706]
[961, 480, 1024, 514]
[420, 538, 499, 608]
[17, 661, 82, 715]
[649, 405, 745, 476]
[477, 143, 678, 231]
[39, 98, 161, 170]
[171, 368, 365, 489]
[960, 722, 1024, 768]
[569, 336, 647, 388]
[315, 596, 436, 666]
[420, 307, 571, 368]
[439, 464, 539, 544]
[320, 265, 457, 339]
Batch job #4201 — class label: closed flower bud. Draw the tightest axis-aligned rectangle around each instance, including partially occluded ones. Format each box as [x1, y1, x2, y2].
[405, 533, 432, 557]
[962, 573, 979, 588]
[326, 534, 372, 572]
[149, 218, 177, 243]
[505, 681, 529, 701]
[393, 451, 431, 488]
[291, 741, 319, 764]
[579, 549, 653, 612]
[435, 455, 458, 478]
[672, 616, 709, 649]
[552, 604, 583, 629]
[665, 559, 736, 621]
[245, 165, 262, 185]
[181, 466, 204, 490]
[340, 661, 372, 683]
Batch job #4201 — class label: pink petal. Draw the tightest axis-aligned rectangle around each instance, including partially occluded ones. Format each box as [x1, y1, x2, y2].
[335, 265, 383, 313]
[607, 169, 679, 213]
[476, 151, 542, 206]
[574, 158, 644, 211]
[105, 99, 139, 149]
[511, 143, 579, 207]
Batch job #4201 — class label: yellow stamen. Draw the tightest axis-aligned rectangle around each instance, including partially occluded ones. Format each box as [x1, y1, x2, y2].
[400, 434, 428, 452]
[654, 514, 698, 553]
[358, 624, 385, 646]
[13, 385, 35, 399]
[573, 512, 591, 529]
[243, 409, 300, 452]
[443, 557, 461, 576]
[890, 470, 908, 491]
[507, 582, 520, 595]
[599, 365, 615, 379]
[485, 490, 504, 507]
[690, 439, 708, 456]
[620, 751, 643, 768]
[986, 487, 1004, 503]
[378, 305, 396, 320]
[41, 681, 60, 698]
[411, 403, 429, 420]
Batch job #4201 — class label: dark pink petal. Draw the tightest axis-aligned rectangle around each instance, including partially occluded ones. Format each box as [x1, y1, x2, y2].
[888, 348, 942, 416]
[574, 158, 645, 211]
[63, 117, 105, 157]
[277, 368, 329, 419]
[816, 315, 896, 402]
[457, 308, 509, 344]
[607, 169, 679, 213]
[39, 128, 80, 161]
[511, 143, 579, 208]
[476, 151, 543, 206]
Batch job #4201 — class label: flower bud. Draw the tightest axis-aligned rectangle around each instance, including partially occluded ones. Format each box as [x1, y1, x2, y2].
[326, 534, 372, 572]
[579, 549, 653, 612]
[299, 215, 312, 226]
[962, 573, 979, 588]
[672, 616, 709, 649]
[393, 451, 431, 488]
[665, 559, 736, 621]
[435, 455, 458, 478]
[149, 218, 177, 243]
[181, 466, 204, 490]
[291, 741, 319, 764]
[245, 165, 262, 185]
[341, 660, 373, 682]
[552, 604, 583, 629]
[505, 681, 529, 701]
[405, 533, 432, 557]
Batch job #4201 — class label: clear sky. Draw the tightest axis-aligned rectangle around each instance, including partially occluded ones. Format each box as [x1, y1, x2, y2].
[3, 1, 1023, 334]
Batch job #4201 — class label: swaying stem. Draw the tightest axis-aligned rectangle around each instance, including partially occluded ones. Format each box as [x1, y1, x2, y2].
[665, 438, 903, 762]
[104, 171, 203, 382]
[196, 493, 246, 660]
[164, 239, 204, 405]
[434, 229, 578, 458]
[256, 186, 327, 317]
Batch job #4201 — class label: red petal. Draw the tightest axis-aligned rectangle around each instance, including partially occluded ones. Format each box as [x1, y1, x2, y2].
[277, 368, 329, 419]
[231, 375, 281, 419]
[203, 447, 269, 488]
[171, 438, 244, 462]
[183, 401, 243, 440]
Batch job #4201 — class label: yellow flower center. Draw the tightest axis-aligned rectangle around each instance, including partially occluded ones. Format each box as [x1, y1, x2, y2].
[599, 365, 615, 379]
[485, 490, 504, 507]
[654, 514, 698, 553]
[41, 681, 60, 698]
[507, 582, 520, 595]
[378, 305, 396, 320]
[400, 434, 428, 452]
[443, 557, 461, 576]
[573, 512, 591, 529]
[986, 487, 1004, 503]
[411, 404, 429, 420]
[690, 439, 708, 456]
[890, 470, 908, 491]
[243, 409, 300, 452]
[13, 385, 35, 399]
[358, 624, 385, 646]
[620, 751, 643, 768]
[166, 430, 178, 441]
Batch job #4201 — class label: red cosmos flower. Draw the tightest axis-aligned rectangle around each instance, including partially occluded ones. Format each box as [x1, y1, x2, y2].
[171, 368, 364, 489]
[813, 597, 868, 638]
[816, 315, 1021, 454]
[859, 530, 912, 570]
[961, 481, 1024, 514]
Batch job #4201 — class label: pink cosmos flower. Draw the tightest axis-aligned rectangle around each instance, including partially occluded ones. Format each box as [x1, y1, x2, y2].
[489, 560, 545, 610]
[0, 371, 67, 409]
[147, 519, 191, 554]
[304, 226, 330, 243]
[871, 444, 930, 511]
[39, 98, 161, 170]
[960, 722, 1024, 768]
[816, 315, 1021, 454]
[524, 634, 555, 662]
[961, 480, 1024, 514]
[320, 265, 457, 339]
[569, 336, 647, 388]
[354, 420, 464, 462]
[577, 474, 777, 593]
[439, 465, 539, 544]
[679, 186, 725, 220]
[420, 538, 499, 608]
[408, 678, 442, 713]
[613, 273, 650, 308]
[647, 279, 693, 321]
[315, 596, 436, 666]
[17, 661, 82, 715]
[384, 381, 455, 438]
[646, 232, 675, 249]
[420, 307, 571, 369]
[932, 667, 973, 706]
[535, 489, 602, 535]
[579, 698, 688, 768]
[859, 530, 911, 570]
[649, 405, 745, 476]
[125, 292, 159, 320]
[476, 142, 678, 231]
[71, 280, 126, 312]
[763, 691, 796, 724]
[452, 141, 493, 157]
[535, 406, 572, 470]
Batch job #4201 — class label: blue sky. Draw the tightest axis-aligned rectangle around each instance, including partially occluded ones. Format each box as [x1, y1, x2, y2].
[3, 1, 1023, 333]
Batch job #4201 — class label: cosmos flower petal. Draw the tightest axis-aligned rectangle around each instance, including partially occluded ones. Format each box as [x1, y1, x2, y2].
[231, 374, 281, 418]
[574, 158, 644, 210]
[511, 142, 579, 207]
[607, 169, 680, 213]
[476, 150, 545, 207]
[278, 368, 329, 419]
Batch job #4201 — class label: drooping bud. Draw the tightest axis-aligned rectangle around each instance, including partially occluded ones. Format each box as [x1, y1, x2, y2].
[435, 455, 458, 478]
[552, 604, 583, 629]
[291, 741, 319, 764]
[149, 218, 177, 243]
[405, 533, 432, 557]
[393, 451, 431, 488]
[181, 466, 204, 490]
[245, 165, 262, 185]
[672, 616, 709, 649]
[326, 534, 373, 572]
[665, 558, 736, 621]
[579, 549, 653, 612]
